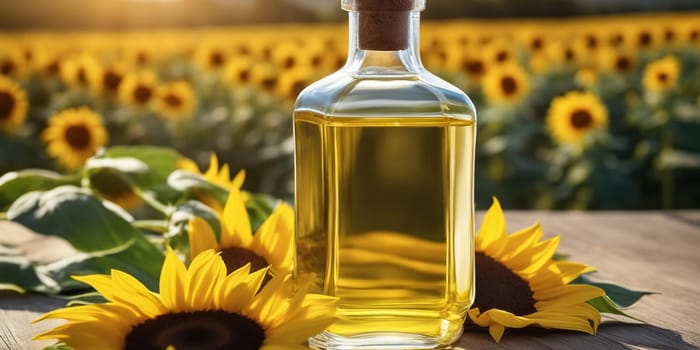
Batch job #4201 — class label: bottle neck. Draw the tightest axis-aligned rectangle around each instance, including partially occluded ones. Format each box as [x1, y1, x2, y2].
[345, 10, 423, 75]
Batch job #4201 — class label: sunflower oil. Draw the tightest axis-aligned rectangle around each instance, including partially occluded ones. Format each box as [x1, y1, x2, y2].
[294, 110, 475, 348]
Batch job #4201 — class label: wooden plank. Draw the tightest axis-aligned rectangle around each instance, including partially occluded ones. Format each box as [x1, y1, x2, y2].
[1, 212, 699, 349]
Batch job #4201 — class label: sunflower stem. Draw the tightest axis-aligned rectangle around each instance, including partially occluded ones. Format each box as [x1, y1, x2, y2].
[135, 189, 172, 216]
[132, 220, 170, 233]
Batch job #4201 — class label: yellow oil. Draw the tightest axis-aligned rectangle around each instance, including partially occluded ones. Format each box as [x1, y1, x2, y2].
[294, 110, 475, 347]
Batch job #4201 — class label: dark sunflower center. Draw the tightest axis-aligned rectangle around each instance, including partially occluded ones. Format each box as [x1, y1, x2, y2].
[136, 52, 149, 65]
[283, 56, 296, 69]
[570, 109, 593, 129]
[464, 60, 484, 75]
[239, 69, 251, 83]
[531, 37, 543, 51]
[473, 252, 536, 316]
[46, 60, 60, 76]
[124, 310, 265, 350]
[261, 77, 277, 91]
[615, 56, 630, 72]
[210, 51, 224, 67]
[585, 35, 598, 49]
[639, 32, 652, 46]
[664, 29, 675, 42]
[76, 67, 88, 85]
[133, 84, 153, 104]
[0, 91, 15, 120]
[103, 71, 123, 92]
[437, 49, 448, 63]
[220, 246, 269, 274]
[164, 93, 183, 108]
[500, 76, 518, 95]
[1, 60, 16, 76]
[564, 48, 575, 62]
[64, 125, 92, 149]
[691, 30, 699, 41]
[610, 33, 624, 46]
[311, 55, 323, 68]
[657, 72, 669, 84]
[495, 51, 509, 62]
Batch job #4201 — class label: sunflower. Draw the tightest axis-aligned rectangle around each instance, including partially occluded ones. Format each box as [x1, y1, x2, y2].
[632, 27, 659, 50]
[458, 52, 489, 83]
[156, 81, 196, 120]
[271, 42, 309, 72]
[42, 107, 108, 171]
[467, 199, 605, 342]
[224, 57, 256, 88]
[482, 64, 530, 105]
[642, 56, 681, 93]
[546, 91, 608, 146]
[60, 54, 101, 90]
[0, 75, 29, 133]
[277, 68, 314, 102]
[96, 62, 128, 96]
[547, 42, 583, 67]
[194, 42, 229, 71]
[119, 70, 159, 108]
[0, 49, 25, 78]
[483, 39, 516, 65]
[597, 49, 635, 75]
[189, 189, 294, 277]
[35, 249, 337, 350]
[251, 62, 280, 93]
[178, 153, 247, 213]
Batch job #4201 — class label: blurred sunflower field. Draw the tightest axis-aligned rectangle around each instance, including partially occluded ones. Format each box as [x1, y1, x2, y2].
[1, 12, 700, 210]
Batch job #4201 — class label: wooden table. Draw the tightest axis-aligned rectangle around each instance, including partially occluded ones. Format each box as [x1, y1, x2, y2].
[1, 211, 699, 350]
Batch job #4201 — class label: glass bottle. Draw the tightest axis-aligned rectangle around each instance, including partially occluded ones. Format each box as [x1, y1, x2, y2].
[293, 0, 476, 348]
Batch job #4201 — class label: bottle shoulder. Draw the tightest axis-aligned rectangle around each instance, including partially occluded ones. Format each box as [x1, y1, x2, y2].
[294, 68, 476, 121]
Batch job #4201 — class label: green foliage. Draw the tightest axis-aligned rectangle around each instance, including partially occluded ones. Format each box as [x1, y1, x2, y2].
[0, 170, 78, 210]
[574, 273, 654, 321]
[0, 145, 277, 297]
[5, 186, 163, 292]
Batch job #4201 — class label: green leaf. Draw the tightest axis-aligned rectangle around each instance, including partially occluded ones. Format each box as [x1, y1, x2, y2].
[0, 256, 45, 293]
[104, 146, 180, 185]
[165, 200, 221, 254]
[574, 273, 655, 308]
[85, 157, 149, 174]
[66, 291, 107, 306]
[7, 186, 163, 291]
[43, 343, 74, 350]
[0, 170, 77, 210]
[168, 170, 229, 204]
[246, 192, 276, 232]
[102, 146, 182, 201]
[657, 149, 700, 170]
[587, 295, 643, 322]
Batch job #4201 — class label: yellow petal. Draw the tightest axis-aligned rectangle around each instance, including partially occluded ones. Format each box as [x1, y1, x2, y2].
[250, 202, 294, 274]
[489, 322, 506, 343]
[159, 248, 188, 312]
[188, 217, 219, 261]
[220, 188, 253, 248]
[232, 169, 246, 189]
[187, 249, 227, 310]
[476, 197, 507, 249]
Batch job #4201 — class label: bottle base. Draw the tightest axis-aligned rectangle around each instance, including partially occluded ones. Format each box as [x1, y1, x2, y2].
[308, 329, 462, 350]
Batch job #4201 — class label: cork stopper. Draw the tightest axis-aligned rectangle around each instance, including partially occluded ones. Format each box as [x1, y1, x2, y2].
[345, 0, 423, 51]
